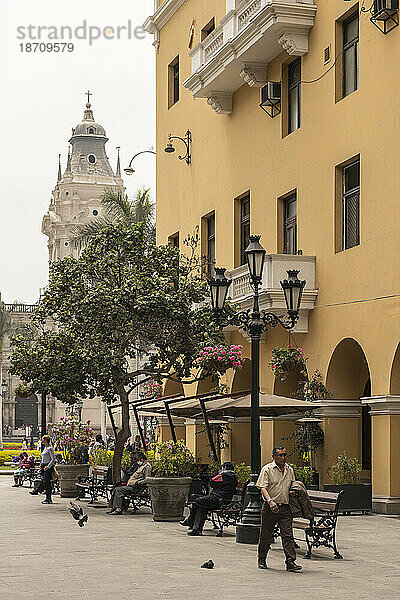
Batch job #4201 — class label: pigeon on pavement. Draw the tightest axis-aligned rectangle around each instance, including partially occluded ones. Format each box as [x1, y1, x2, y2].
[201, 560, 214, 569]
[69, 501, 88, 527]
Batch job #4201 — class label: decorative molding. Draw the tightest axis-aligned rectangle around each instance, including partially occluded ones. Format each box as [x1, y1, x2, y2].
[239, 62, 268, 87]
[314, 399, 362, 419]
[184, 0, 317, 101]
[277, 30, 309, 56]
[207, 92, 233, 115]
[143, 0, 186, 52]
[361, 395, 400, 415]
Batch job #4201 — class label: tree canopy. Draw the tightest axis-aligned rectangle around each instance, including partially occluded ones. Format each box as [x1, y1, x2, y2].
[10, 222, 227, 478]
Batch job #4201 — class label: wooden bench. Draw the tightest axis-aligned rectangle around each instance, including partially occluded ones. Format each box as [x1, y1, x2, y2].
[76, 465, 111, 503]
[275, 489, 344, 559]
[207, 483, 248, 537]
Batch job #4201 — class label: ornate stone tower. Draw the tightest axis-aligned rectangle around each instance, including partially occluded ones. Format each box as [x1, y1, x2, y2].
[41, 93, 124, 433]
[42, 93, 124, 261]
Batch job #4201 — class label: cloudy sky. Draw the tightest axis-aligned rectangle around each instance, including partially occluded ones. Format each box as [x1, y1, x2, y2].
[0, 0, 156, 303]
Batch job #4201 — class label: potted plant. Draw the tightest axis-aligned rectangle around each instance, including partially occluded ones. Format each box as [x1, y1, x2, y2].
[49, 416, 94, 497]
[146, 440, 198, 521]
[269, 345, 309, 381]
[142, 380, 163, 399]
[324, 451, 372, 512]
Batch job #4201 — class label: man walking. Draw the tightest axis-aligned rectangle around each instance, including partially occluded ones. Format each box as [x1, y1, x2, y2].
[257, 446, 302, 572]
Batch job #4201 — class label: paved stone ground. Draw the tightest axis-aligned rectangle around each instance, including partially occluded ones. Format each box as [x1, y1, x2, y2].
[0, 476, 399, 600]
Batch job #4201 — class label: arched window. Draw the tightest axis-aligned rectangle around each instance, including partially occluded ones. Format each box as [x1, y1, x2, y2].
[88, 127, 95, 134]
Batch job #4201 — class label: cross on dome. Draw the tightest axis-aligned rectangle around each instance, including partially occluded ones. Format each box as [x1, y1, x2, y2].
[86, 90, 92, 107]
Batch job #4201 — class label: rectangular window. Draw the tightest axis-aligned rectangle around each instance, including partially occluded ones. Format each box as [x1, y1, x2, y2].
[288, 58, 301, 134]
[168, 232, 179, 248]
[201, 18, 215, 41]
[240, 196, 250, 266]
[343, 13, 359, 97]
[283, 194, 297, 254]
[206, 213, 216, 276]
[168, 56, 179, 108]
[343, 160, 360, 249]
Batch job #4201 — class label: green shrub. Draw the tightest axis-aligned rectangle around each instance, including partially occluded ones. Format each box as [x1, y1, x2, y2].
[234, 463, 251, 484]
[150, 440, 198, 478]
[289, 463, 313, 486]
[328, 450, 362, 485]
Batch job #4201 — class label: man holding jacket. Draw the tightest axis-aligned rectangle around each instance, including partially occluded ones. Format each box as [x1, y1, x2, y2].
[256, 446, 302, 572]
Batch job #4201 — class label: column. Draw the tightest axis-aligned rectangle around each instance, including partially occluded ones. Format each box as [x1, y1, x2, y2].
[185, 419, 212, 464]
[362, 396, 400, 514]
[155, 416, 186, 444]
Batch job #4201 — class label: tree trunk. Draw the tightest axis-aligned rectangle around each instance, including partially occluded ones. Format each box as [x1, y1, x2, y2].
[112, 387, 131, 485]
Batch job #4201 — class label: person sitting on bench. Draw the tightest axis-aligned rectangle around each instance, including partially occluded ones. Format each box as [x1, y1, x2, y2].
[106, 452, 152, 515]
[12, 452, 30, 487]
[180, 462, 238, 536]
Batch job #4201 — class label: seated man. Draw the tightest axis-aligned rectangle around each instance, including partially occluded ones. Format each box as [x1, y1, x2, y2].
[107, 452, 151, 515]
[181, 462, 238, 536]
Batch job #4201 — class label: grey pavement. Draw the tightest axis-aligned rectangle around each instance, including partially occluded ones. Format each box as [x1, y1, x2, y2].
[0, 476, 399, 600]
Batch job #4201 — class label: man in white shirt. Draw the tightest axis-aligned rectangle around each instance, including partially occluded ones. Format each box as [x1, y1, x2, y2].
[256, 446, 302, 572]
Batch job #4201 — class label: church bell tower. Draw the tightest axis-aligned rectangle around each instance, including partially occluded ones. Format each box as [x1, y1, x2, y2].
[42, 92, 124, 262]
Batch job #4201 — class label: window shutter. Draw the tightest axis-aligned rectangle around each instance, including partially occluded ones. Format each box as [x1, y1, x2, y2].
[345, 191, 360, 249]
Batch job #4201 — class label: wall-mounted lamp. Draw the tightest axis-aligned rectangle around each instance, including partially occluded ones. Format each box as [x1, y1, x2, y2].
[124, 149, 156, 176]
[164, 130, 192, 165]
[362, 0, 399, 34]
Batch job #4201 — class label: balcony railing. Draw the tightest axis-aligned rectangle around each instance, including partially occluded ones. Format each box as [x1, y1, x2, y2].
[227, 254, 318, 333]
[4, 304, 37, 313]
[183, 0, 317, 115]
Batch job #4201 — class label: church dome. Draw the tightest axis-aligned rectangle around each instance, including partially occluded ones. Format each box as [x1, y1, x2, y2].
[71, 102, 107, 138]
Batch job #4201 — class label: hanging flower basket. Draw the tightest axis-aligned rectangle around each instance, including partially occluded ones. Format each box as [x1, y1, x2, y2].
[195, 344, 244, 376]
[269, 345, 309, 381]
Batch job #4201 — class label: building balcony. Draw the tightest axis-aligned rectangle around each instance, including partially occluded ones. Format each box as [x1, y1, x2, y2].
[227, 254, 318, 333]
[183, 0, 317, 115]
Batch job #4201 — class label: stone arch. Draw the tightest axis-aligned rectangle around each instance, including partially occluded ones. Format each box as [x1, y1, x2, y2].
[326, 338, 370, 399]
[163, 378, 184, 398]
[196, 374, 216, 395]
[231, 359, 251, 394]
[326, 338, 371, 471]
[389, 342, 400, 394]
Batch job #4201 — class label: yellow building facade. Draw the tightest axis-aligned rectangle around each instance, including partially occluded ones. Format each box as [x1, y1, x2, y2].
[145, 0, 400, 513]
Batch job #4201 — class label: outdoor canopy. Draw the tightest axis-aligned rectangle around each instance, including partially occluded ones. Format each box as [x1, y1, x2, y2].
[139, 392, 320, 419]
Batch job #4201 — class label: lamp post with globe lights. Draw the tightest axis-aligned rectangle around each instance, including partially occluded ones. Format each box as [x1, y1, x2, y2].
[207, 235, 306, 544]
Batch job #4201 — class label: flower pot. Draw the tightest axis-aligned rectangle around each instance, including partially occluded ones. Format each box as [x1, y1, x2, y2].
[146, 476, 192, 521]
[57, 464, 89, 498]
[323, 483, 372, 513]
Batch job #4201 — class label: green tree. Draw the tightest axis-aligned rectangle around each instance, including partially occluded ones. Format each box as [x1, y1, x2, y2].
[72, 186, 155, 248]
[10, 223, 227, 482]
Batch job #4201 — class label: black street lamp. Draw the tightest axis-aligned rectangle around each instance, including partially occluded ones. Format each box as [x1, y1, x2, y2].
[207, 235, 306, 544]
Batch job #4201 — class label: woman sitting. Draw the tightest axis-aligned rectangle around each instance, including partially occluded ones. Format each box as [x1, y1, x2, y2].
[12, 452, 30, 487]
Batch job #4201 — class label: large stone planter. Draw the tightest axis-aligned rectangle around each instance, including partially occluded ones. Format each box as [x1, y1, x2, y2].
[146, 476, 191, 521]
[57, 464, 89, 498]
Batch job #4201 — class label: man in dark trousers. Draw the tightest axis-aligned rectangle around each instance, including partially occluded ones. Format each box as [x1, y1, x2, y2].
[257, 446, 302, 572]
[180, 462, 238, 536]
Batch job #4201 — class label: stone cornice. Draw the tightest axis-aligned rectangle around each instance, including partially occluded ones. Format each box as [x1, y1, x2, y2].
[144, 0, 186, 51]
[314, 399, 361, 418]
[361, 395, 400, 415]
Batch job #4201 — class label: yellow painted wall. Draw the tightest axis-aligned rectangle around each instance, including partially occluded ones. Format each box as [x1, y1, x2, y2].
[151, 0, 400, 499]
[371, 415, 400, 497]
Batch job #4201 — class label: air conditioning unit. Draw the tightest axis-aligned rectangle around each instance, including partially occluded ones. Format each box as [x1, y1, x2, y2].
[260, 82, 281, 105]
[373, 0, 399, 20]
